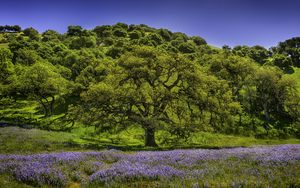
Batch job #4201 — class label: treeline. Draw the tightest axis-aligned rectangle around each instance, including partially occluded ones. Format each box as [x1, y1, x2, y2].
[0, 23, 300, 146]
[0, 25, 22, 33]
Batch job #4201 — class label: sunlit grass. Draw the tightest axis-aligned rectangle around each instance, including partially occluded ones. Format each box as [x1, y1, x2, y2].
[291, 67, 300, 93]
[0, 43, 9, 48]
[0, 125, 299, 154]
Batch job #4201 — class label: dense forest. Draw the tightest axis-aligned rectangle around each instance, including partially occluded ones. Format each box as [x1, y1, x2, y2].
[1, 23, 300, 147]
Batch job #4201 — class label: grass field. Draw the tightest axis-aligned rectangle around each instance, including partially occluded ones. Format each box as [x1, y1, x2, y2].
[0, 67, 299, 187]
[1, 125, 300, 154]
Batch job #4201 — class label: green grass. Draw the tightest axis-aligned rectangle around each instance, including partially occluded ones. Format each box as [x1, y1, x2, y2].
[0, 43, 9, 48]
[291, 67, 300, 92]
[0, 126, 85, 154]
[0, 175, 32, 188]
[0, 125, 299, 154]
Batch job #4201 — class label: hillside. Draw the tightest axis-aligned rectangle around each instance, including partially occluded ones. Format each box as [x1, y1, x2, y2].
[1, 23, 300, 188]
[291, 67, 300, 92]
[0, 23, 300, 147]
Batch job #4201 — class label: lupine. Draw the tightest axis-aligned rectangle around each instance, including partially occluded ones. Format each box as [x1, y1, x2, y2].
[0, 144, 299, 186]
[13, 162, 67, 186]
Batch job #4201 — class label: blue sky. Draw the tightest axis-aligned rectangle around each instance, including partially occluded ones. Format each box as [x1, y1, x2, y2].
[1, 0, 299, 48]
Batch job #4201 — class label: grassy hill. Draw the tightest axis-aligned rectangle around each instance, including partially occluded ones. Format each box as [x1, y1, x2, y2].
[0, 24, 300, 188]
[291, 67, 300, 92]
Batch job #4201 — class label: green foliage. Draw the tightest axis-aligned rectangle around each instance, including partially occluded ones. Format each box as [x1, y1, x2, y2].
[106, 46, 125, 59]
[147, 33, 163, 45]
[23, 27, 40, 41]
[113, 28, 127, 37]
[252, 66, 298, 124]
[191, 36, 207, 45]
[14, 48, 42, 65]
[178, 42, 196, 53]
[72, 46, 241, 146]
[0, 48, 14, 91]
[69, 35, 97, 49]
[267, 53, 293, 72]
[232, 45, 269, 64]
[75, 61, 109, 88]
[274, 37, 300, 67]
[114, 22, 129, 30]
[0, 23, 300, 147]
[205, 53, 257, 95]
[103, 37, 114, 45]
[67, 25, 83, 36]
[0, 25, 21, 33]
[172, 32, 188, 42]
[13, 62, 71, 116]
[41, 29, 61, 42]
[158, 43, 179, 53]
[157, 29, 172, 41]
[129, 30, 142, 40]
[93, 25, 112, 38]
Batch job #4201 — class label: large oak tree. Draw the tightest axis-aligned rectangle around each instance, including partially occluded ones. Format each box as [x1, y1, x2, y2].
[72, 46, 240, 146]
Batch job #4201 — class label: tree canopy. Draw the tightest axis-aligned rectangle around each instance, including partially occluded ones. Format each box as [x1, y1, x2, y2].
[0, 23, 300, 145]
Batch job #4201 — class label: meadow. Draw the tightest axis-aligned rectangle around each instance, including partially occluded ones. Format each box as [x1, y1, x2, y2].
[0, 144, 299, 187]
[1, 24, 300, 187]
[0, 125, 300, 187]
[1, 95, 300, 187]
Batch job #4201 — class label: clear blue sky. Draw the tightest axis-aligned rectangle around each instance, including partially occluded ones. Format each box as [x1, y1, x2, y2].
[1, 0, 299, 48]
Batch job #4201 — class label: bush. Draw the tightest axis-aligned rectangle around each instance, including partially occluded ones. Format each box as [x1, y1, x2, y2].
[103, 37, 114, 46]
[113, 28, 127, 37]
[23, 27, 40, 41]
[158, 29, 172, 41]
[70, 36, 96, 49]
[148, 33, 163, 46]
[255, 126, 267, 138]
[106, 46, 124, 59]
[191, 36, 207, 45]
[178, 42, 196, 53]
[129, 31, 142, 40]
[267, 128, 279, 138]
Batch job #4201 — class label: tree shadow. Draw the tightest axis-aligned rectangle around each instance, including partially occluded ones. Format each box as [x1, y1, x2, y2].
[66, 137, 246, 152]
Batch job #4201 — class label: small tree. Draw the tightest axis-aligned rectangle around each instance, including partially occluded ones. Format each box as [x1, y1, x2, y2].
[0, 48, 15, 97]
[275, 37, 300, 67]
[23, 27, 40, 41]
[0, 48, 14, 83]
[245, 66, 299, 126]
[191, 36, 207, 46]
[42, 30, 61, 42]
[67, 25, 83, 36]
[16, 62, 70, 116]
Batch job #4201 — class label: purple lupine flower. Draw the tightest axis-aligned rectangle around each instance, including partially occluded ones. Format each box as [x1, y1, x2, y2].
[0, 144, 299, 186]
[89, 160, 184, 183]
[13, 162, 67, 186]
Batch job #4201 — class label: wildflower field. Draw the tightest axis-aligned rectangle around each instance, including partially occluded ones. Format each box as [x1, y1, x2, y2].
[0, 144, 299, 187]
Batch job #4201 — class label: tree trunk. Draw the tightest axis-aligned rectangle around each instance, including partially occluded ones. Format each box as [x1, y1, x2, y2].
[49, 95, 55, 116]
[38, 99, 48, 117]
[144, 127, 157, 147]
[263, 103, 270, 122]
